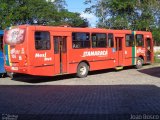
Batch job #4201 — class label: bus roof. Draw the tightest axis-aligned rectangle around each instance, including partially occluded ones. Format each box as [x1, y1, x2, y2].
[7, 25, 152, 35]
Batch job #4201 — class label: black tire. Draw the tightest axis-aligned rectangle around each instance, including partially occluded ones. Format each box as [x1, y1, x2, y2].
[76, 62, 89, 78]
[135, 57, 143, 69]
[0, 74, 2, 78]
[7, 72, 14, 79]
[0, 73, 7, 78]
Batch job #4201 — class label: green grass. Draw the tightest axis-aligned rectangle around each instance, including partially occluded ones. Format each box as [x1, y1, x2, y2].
[154, 51, 160, 63]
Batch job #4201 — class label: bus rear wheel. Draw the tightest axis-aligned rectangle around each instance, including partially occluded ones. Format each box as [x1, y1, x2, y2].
[7, 72, 14, 79]
[77, 62, 89, 78]
[135, 57, 143, 69]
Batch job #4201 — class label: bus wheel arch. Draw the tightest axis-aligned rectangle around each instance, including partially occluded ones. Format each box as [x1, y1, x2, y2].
[76, 61, 90, 78]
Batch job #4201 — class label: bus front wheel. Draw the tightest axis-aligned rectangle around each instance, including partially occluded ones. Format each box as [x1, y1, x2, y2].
[77, 62, 89, 78]
[135, 57, 143, 69]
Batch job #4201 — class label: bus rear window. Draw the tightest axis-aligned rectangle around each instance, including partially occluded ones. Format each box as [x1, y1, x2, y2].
[5, 28, 25, 45]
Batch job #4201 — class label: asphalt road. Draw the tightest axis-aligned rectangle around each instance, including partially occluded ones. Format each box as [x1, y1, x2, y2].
[0, 64, 160, 120]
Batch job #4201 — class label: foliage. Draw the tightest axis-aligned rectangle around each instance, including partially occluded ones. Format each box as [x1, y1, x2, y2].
[152, 28, 160, 45]
[85, 0, 160, 44]
[154, 51, 160, 63]
[0, 0, 88, 29]
[48, 9, 88, 27]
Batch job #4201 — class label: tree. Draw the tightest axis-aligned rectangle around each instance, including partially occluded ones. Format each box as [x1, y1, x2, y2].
[85, 0, 137, 29]
[152, 28, 160, 45]
[48, 0, 88, 27]
[85, 0, 160, 29]
[85, 0, 160, 44]
[0, 0, 57, 28]
[0, 0, 88, 29]
[47, 9, 88, 27]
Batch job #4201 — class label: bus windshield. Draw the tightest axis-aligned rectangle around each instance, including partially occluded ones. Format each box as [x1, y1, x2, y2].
[4, 28, 25, 45]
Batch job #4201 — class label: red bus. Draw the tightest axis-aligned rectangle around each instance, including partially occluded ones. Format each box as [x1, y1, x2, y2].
[3, 25, 154, 78]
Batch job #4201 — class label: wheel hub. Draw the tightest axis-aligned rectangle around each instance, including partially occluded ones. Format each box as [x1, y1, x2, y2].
[80, 66, 87, 75]
[137, 60, 142, 66]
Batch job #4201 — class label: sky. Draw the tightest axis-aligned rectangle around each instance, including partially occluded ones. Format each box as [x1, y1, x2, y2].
[65, 0, 97, 27]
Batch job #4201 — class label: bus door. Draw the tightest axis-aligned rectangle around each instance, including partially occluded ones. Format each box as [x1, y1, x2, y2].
[54, 36, 67, 74]
[115, 37, 123, 66]
[146, 38, 152, 62]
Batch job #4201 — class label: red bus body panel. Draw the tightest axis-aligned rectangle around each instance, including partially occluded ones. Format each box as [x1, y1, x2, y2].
[4, 25, 154, 77]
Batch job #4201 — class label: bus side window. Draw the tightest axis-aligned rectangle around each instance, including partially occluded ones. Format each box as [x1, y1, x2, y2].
[108, 33, 114, 47]
[72, 32, 90, 49]
[91, 33, 107, 48]
[136, 34, 144, 47]
[126, 34, 134, 47]
[35, 31, 50, 50]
